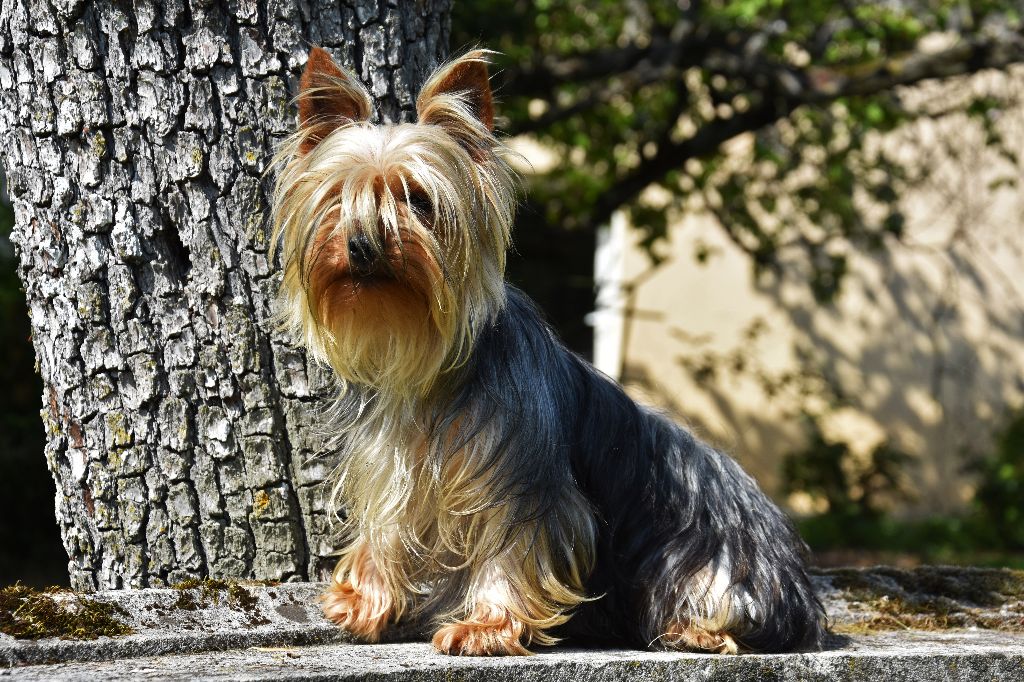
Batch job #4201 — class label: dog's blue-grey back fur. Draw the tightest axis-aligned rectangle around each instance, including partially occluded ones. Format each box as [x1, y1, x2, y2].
[435, 285, 826, 651]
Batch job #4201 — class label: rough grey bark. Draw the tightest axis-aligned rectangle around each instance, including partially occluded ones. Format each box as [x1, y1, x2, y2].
[0, 0, 451, 591]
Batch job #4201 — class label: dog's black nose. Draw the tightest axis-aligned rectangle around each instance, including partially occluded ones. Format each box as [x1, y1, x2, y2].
[347, 233, 377, 276]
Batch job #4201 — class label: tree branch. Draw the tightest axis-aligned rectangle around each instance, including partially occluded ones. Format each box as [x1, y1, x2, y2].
[580, 27, 1024, 233]
[812, 30, 1024, 100]
[500, 20, 706, 97]
[506, 63, 677, 136]
[586, 96, 791, 232]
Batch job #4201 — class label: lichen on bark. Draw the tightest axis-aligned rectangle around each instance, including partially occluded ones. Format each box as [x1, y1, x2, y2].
[0, 0, 452, 591]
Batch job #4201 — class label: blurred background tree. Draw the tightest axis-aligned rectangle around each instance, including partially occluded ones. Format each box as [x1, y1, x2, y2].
[454, 0, 1024, 347]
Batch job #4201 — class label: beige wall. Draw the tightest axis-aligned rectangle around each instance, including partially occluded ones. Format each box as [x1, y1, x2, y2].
[606, 73, 1024, 514]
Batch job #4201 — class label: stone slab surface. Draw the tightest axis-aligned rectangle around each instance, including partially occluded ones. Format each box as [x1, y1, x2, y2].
[2, 567, 1023, 680]
[4, 632, 1024, 681]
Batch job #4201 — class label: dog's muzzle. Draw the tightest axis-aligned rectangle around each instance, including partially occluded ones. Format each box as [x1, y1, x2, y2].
[348, 233, 378, 277]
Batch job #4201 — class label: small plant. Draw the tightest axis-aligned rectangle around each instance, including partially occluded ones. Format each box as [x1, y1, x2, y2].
[972, 408, 1024, 549]
[782, 416, 915, 518]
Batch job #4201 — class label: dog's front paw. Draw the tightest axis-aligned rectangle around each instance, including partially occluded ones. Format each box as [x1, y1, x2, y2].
[321, 579, 392, 642]
[432, 606, 530, 656]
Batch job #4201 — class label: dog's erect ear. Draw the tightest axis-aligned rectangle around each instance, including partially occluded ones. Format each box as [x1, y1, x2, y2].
[297, 47, 372, 154]
[416, 51, 495, 157]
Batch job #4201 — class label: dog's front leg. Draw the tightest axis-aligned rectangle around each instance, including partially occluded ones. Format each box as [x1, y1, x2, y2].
[321, 537, 396, 642]
[431, 560, 536, 656]
[431, 511, 593, 657]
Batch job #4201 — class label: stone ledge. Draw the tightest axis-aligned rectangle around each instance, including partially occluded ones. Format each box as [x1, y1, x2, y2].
[2, 567, 1023, 680]
[6, 633, 1024, 681]
[0, 583, 342, 667]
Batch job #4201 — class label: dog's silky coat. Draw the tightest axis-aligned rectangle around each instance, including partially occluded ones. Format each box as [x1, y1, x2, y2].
[272, 47, 826, 656]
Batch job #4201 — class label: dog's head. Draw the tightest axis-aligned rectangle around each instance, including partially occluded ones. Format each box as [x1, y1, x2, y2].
[273, 48, 516, 397]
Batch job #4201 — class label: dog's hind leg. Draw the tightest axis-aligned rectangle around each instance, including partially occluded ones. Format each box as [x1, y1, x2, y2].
[659, 621, 739, 654]
[643, 553, 754, 654]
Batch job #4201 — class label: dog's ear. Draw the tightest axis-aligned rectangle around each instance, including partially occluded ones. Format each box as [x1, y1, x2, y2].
[417, 50, 494, 131]
[417, 51, 495, 158]
[297, 47, 372, 154]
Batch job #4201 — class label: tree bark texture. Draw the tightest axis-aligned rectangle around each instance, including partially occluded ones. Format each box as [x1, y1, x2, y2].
[0, 0, 451, 591]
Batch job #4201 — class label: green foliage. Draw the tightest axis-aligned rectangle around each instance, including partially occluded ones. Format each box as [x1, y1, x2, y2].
[796, 513, 1024, 569]
[453, 1, 1023, 301]
[972, 408, 1024, 549]
[792, 407, 1024, 565]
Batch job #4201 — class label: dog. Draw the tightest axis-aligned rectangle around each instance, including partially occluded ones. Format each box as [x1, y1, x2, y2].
[271, 46, 826, 656]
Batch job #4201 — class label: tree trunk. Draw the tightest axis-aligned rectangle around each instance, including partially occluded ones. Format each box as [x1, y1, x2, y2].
[0, 0, 450, 591]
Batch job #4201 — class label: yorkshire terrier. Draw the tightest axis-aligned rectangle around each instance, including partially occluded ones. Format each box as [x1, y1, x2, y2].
[271, 47, 826, 656]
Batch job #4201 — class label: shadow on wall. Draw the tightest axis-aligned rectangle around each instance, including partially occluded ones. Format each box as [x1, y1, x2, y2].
[620, 80, 1024, 517]
[763, 228, 1024, 513]
[764, 98, 1024, 514]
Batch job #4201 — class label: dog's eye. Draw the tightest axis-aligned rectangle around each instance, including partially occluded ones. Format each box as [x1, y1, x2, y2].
[407, 191, 433, 219]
